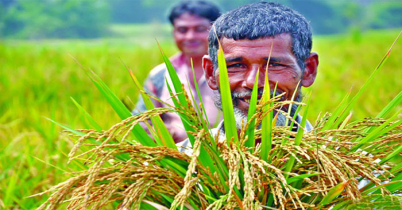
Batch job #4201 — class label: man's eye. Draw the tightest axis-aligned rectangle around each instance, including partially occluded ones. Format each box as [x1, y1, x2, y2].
[266, 63, 285, 70]
[227, 63, 245, 68]
[195, 26, 207, 32]
[269, 63, 283, 67]
[177, 27, 188, 33]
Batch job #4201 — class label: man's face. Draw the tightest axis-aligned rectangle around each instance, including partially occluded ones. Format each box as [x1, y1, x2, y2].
[203, 34, 318, 126]
[173, 13, 211, 58]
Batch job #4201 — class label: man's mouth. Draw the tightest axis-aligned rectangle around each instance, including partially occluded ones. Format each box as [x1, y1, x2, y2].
[242, 98, 261, 104]
[183, 41, 202, 48]
[230, 90, 288, 113]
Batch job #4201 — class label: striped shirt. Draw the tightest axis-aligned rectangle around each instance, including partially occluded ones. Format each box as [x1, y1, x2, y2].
[133, 53, 222, 143]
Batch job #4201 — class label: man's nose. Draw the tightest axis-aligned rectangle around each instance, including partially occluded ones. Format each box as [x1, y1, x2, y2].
[185, 30, 196, 39]
[244, 66, 265, 89]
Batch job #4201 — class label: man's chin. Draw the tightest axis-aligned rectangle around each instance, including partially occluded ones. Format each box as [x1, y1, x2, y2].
[233, 107, 248, 129]
[214, 89, 298, 129]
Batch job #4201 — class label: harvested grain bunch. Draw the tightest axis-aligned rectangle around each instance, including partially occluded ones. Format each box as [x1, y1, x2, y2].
[33, 93, 402, 209]
[33, 34, 402, 209]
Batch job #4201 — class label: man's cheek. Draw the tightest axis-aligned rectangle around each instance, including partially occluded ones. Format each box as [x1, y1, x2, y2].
[227, 78, 240, 90]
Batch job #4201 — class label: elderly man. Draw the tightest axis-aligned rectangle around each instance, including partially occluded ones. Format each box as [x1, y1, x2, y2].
[133, 1, 222, 143]
[178, 1, 318, 150]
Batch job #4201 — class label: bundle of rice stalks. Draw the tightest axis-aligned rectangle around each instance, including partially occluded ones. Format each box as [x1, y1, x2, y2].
[34, 35, 402, 209]
[34, 97, 402, 209]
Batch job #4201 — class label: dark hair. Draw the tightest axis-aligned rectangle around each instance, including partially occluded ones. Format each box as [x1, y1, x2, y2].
[169, 0, 220, 24]
[209, 2, 312, 71]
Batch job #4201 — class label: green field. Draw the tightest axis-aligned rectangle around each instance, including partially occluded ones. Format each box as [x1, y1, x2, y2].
[0, 28, 401, 209]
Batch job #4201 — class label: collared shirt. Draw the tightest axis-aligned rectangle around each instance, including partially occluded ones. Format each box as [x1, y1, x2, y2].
[177, 114, 313, 155]
[133, 53, 222, 143]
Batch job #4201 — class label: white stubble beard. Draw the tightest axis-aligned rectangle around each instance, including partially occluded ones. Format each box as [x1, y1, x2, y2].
[214, 90, 301, 130]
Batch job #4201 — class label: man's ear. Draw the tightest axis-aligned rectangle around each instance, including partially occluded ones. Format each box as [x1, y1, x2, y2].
[203, 55, 219, 90]
[301, 52, 319, 87]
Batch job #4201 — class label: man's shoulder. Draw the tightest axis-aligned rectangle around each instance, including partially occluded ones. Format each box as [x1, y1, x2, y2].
[147, 63, 168, 78]
[147, 52, 183, 78]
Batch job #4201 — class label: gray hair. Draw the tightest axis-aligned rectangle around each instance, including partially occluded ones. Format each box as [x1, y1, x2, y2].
[208, 2, 312, 72]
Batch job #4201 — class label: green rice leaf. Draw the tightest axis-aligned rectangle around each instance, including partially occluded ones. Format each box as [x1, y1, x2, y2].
[391, 160, 402, 174]
[318, 180, 351, 207]
[163, 67, 226, 200]
[245, 70, 260, 150]
[284, 81, 301, 127]
[288, 104, 302, 133]
[88, 72, 131, 119]
[362, 180, 402, 195]
[70, 97, 102, 132]
[284, 92, 311, 178]
[161, 159, 187, 177]
[87, 71, 154, 146]
[128, 69, 176, 149]
[338, 112, 353, 129]
[379, 138, 402, 165]
[201, 142, 230, 189]
[165, 79, 223, 180]
[330, 200, 350, 210]
[360, 90, 402, 135]
[351, 108, 402, 151]
[331, 31, 401, 129]
[140, 201, 163, 210]
[217, 44, 239, 145]
[360, 172, 402, 195]
[45, 117, 85, 137]
[155, 191, 174, 203]
[260, 69, 272, 161]
[45, 117, 100, 147]
[157, 43, 189, 110]
[387, 173, 402, 193]
[285, 85, 303, 142]
[184, 75, 217, 150]
[157, 43, 198, 147]
[190, 60, 208, 125]
[286, 173, 320, 184]
[376, 90, 402, 118]
[190, 60, 217, 149]
[166, 78, 181, 110]
[322, 89, 352, 131]
[295, 92, 311, 145]
[261, 43, 274, 161]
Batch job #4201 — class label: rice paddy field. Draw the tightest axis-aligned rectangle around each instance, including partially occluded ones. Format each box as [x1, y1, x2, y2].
[0, 28, 401, 209]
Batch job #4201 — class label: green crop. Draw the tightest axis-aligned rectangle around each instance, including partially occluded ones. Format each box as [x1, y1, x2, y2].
[31, 30, 402, 209]
[1, 29, 401, 209]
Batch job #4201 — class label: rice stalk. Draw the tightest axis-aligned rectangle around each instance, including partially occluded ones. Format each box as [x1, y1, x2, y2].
[35, 34, 402, 209]
[34, 90, 402, 209]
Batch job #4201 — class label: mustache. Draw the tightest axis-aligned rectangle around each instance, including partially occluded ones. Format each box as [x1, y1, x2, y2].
[215, 89, 289, 110]
[213, 88, 303, 129]
[231, 88, 286, 101]
[214, 89, 302, 111]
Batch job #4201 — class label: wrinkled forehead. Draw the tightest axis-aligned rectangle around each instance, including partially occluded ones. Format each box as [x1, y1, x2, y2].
[218, 33, 293, 55]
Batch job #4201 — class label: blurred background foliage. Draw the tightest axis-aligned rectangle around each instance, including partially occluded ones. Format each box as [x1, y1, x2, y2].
[0, 0, 109, 39]
[1, 0, 402, 39]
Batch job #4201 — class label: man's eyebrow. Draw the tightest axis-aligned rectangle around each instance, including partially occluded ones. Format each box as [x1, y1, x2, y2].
[263, 57, 282, 62]
[225, 57, 243, 62]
